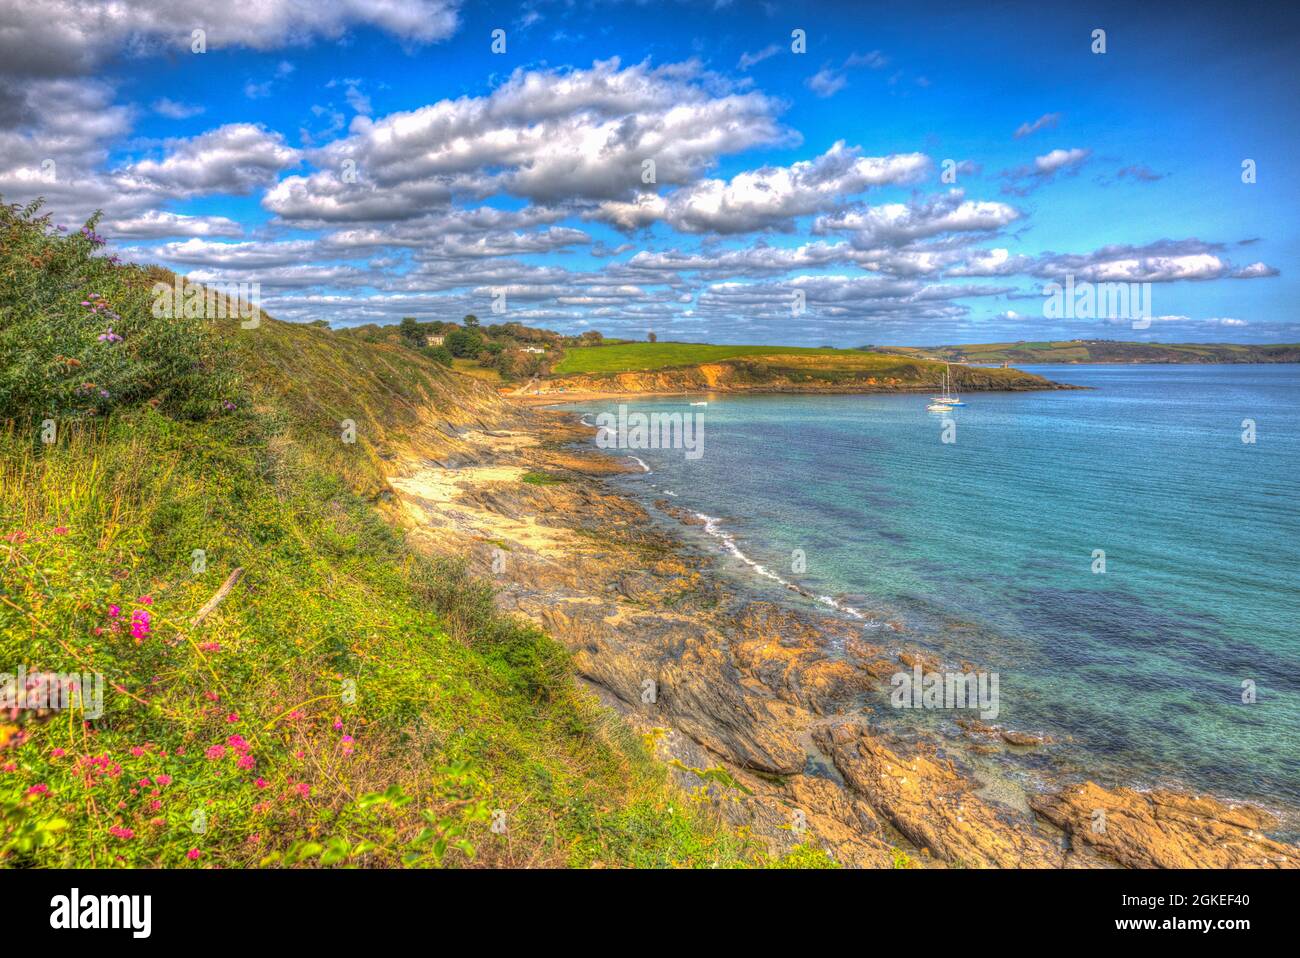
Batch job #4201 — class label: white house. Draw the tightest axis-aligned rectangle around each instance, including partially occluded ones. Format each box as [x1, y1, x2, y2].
[425, 334, 445, 346]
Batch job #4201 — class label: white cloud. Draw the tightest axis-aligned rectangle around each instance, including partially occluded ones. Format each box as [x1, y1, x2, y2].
[597, 142, 929, 233]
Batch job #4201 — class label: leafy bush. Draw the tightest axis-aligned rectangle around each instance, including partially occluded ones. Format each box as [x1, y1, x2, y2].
[0, 198, 237, 425]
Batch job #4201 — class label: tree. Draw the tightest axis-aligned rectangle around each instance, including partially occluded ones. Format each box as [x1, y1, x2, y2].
[399, 316, 423, 347]
[422, 344, 454, 367]
[463, 314, 480, 329]
[445, 327, 484, 358]
[647, 330, 657, 343]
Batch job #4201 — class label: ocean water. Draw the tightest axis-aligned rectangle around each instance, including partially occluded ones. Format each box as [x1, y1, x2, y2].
[561, 364, 1300, 820]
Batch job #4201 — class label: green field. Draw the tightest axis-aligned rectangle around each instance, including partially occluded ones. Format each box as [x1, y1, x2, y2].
[553, 341, 855, 374]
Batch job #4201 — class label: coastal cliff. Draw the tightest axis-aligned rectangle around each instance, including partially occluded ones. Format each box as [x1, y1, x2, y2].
[379, 396, 1298, 869]
[527, 353, 1067, 399]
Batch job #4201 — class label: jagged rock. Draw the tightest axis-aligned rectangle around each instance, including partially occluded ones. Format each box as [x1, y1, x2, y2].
[1029, 782, 1298, 869]
[814, 722, 1064, 868]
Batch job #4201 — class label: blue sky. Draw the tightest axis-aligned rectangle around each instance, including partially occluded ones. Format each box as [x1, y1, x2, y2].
[1, 0, 1296, 344]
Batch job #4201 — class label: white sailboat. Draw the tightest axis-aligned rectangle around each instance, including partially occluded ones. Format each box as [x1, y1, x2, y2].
[930, 363, 966, 407]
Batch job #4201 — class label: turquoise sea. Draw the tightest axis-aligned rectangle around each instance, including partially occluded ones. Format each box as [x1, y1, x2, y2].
[562, 364, 1300, 825]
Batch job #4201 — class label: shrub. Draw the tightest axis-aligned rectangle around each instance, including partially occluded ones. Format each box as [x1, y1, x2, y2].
[0, 198, 237, 425]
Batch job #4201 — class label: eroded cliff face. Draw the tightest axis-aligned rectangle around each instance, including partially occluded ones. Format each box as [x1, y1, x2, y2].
[530, 356, 1066, 398]
[373, 385, 1296, 868]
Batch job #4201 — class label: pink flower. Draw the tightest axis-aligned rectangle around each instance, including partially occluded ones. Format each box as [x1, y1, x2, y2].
[138, 595, 153, 605]
[108, 826, 135, 840]
[205, 745, 226, 761]
[225, 713, 238, 724]
[204, 691, 220, 702]
[155, 775, 172, 786]
[27, 783, 49, 796]
[130, 609, 151, 640]
[107, 604, 121, 618]
[237, 755, 256, 770]
[187, 848, 201, 861]
[51, 748, 66, 758]
[52, 526, 68, 535]
[130, 746, 145, 757]
[199, 642, 221, 652]
[254, 778, 268, 789]
[296, 783, 311, 798]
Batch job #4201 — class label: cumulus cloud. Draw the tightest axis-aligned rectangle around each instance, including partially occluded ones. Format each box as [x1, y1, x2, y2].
[596, 142, 929, 233]
[813, 189, 1021, 247]
[118, 124, 300, 196]
[1031, 240, 1276, 283]
[0, 0, 462, 80]
[1000, 147, 1091, 195]
[264, 58, 789, 222]
[102, 210, 243, 239]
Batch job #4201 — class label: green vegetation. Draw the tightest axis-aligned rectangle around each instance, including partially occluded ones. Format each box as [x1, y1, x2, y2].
[553, 341, 853, 375]
[876, 339, 1300, 365]
[520, 471, 571, 486]
[0, 199, 814, 869]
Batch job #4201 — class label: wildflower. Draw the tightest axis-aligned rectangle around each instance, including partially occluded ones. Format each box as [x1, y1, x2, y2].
[107, 605, 121, 618]
[225, 713, 238, 724]
[52, 526, 68, 535]
[237, 755, 256, 770]
[96, 329, 123, 344]
[254, 778, 268, 789]
[27, 783, 49, 796]
[130, 609, 151, 640]
[227, 734, 249, 752]
[130, 746, 146, 757]
[108, 826, 135, 840]
[187, 849, 201, 861]
[204, 691, 220, 702]
[155, 774, 172, 787]
[51, 748, 66, 759]
[138, 595, 153, 605]
[296, 783, 310, 798]
[205, 745, 226, 761]
[199, 641, 221, 652]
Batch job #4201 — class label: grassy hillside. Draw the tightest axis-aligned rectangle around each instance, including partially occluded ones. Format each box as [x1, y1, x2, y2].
[544, 344, 1060, 393]
[877, 339, 1300, 365]
[0, 200, 825, 869]
[552, 341, 852, 374]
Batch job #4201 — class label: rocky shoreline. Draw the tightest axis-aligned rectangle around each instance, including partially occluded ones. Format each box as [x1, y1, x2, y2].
[381, 397, 1297, 869]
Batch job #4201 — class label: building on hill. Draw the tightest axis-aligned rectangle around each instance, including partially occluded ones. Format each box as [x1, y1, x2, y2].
[425, 334, 445, 346]
[521, 346, 546, 354]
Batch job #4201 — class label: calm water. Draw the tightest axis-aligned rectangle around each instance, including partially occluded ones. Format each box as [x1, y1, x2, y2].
[562, 365, 1300, 819]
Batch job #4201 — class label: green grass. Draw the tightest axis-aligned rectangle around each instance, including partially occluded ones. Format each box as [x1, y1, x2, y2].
[0, 198, 836, 869]
[552, 341, 855, 375]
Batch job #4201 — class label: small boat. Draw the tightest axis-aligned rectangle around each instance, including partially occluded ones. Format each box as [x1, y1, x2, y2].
[926, 402, 951, 412]
[930, 363, 967, 406]
[689, 401, 708, 407]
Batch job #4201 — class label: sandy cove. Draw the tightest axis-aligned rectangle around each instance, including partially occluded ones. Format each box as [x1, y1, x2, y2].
[379, 402, 1298, 869]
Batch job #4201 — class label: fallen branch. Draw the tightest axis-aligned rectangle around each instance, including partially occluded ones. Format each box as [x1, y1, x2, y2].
[191, 567, 245, 628]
